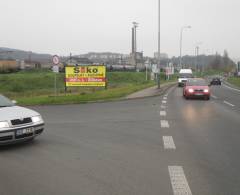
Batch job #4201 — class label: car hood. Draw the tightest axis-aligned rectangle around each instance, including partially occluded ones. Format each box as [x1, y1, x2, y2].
[0, 106, 39, 121]
[186, 85, 209, 89]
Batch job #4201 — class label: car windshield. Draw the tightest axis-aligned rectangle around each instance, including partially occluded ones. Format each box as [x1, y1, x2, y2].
[179, 73, 193, 78]
[187, 80, 207, 86]
[0, 95, 14, 107]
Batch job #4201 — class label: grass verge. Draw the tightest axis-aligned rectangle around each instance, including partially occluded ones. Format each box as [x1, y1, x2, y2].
[0, 71, 176, 105]
[227, 77, 240, 88]
[16, 83, 156, 105]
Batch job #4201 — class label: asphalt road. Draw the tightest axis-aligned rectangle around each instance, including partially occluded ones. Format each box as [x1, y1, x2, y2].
[0, 84, 240, 195]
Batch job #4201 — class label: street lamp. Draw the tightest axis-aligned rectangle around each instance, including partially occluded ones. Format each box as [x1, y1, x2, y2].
[179, 25, 191, 68]
[132, 22, 138, 69]
[157, 0, 161, 89]
[194, 42, 202, 72]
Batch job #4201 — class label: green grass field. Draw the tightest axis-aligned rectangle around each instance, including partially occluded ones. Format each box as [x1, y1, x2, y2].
[0, 70, 176, 105]
[228, 77, 240, 88]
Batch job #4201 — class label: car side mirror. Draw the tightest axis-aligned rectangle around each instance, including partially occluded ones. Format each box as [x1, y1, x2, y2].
[12, 100, 17, 104]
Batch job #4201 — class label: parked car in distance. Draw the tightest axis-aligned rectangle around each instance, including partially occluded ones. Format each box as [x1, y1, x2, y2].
[178, 69, 193, 87]
[183, 78, 211, 100]
[0, 94, 44, 145]
[210, 78, 222, 85]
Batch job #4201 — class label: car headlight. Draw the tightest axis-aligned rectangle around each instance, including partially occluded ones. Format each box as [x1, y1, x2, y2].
[32, 116, 43, 123]
[0, 121, 10, 129]
[188, 89, 194, 93]
[204, 89, 209, 93]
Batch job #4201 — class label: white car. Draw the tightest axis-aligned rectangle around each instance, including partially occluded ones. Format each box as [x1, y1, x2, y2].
[0, 94, 44, 145]
[178, 69, 193, 87]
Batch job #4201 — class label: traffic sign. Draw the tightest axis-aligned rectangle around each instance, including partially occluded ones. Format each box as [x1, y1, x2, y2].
[53, 65, 59, 73]
[152, 64, 160, 73]
[52, 55, 60, 65]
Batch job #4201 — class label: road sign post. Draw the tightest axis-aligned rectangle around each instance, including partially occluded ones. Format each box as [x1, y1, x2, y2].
[52, 55, 60, 97]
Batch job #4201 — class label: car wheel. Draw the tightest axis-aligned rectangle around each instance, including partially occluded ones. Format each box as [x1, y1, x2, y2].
[205, 96, 210, 100]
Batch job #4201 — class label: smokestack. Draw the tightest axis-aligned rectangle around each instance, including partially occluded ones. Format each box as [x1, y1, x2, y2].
[132, 27, 135, 54]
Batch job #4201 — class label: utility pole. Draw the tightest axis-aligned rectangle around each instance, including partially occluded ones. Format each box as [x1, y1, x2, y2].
[179, 26, 191, 69]
[70, 53, 72, 64]
[132, 27, 135, 68]
[132, 22, 138, 70]
[157, 0, 161, 89]
[195, 46, 199, 72]
[194, 42, 202, 72]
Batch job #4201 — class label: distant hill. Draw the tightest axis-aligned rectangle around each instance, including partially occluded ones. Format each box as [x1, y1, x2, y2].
[0, 47, 52, 63]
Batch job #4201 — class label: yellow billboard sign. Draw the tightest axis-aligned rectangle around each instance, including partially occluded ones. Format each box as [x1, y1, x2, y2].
[65, 66, 106, 87]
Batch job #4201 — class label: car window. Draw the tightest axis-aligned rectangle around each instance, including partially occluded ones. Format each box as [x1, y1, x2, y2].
[179, 73, 193, 78]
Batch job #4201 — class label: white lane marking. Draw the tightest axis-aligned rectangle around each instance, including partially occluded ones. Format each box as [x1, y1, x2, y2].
[163, 97, 168, 100]
[162, 100, 167, 104]
[160, 111, 166, 116]
[161, 105, 166, 109]
[168, 166, 192, 195]
[161, 120, 169, 128]
[163, 136, 176, 149]
[211, 95, 217, 99]
[223, 101, 235, 107]
[223, 84, 240, 92]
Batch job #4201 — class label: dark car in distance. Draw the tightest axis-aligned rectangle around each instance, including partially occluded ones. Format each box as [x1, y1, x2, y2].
[210, 78, 222, 85]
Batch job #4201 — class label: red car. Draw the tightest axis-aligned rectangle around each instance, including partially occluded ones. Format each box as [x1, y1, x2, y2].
[183, 78, 210, 100]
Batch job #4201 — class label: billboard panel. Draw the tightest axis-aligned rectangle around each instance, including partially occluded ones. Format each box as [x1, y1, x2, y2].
[65, 66, 106, 87]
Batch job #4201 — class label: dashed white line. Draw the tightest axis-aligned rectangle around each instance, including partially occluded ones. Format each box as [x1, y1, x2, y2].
[161, 105, 166, 109]
[162, 100, 167, 104]
[223, 101, 235, 107]
[223, 84, 240, 92]
[168, 166, 192, 195]
[163, 97, 168, 100]
[160, 111, 166, 116]
[163, 136, 176, 149]
[160, 120, 169, 128]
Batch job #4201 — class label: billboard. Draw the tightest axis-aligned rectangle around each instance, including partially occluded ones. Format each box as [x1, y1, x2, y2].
[165, 66, 174, 76]
[65, 66, 106, 87]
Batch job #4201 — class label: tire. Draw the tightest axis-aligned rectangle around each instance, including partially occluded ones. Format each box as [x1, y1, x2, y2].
[205, 96, 210, 101]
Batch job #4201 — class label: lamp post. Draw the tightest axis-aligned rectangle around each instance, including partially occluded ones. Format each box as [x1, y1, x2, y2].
[157, 0, 161, 89]
[194, 42, 202, 72]
[132, 22, 138, 70]
[179, 25, 191, 68]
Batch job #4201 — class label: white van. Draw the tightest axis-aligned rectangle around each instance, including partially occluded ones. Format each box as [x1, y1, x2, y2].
[178, 69, 193, 87]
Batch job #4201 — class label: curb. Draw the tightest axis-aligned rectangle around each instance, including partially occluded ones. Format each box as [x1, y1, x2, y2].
[124, 82, 177, 101]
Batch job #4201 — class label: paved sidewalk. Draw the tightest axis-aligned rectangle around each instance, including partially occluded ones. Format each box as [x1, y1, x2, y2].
[125, 82, 176, 99]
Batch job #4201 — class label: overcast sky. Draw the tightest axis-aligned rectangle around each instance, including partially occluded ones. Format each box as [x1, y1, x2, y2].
[0, 0, 240, 58]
